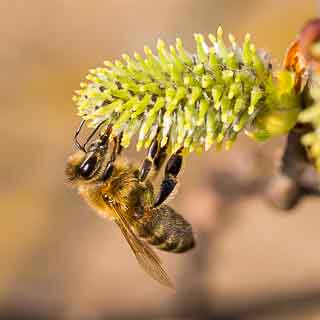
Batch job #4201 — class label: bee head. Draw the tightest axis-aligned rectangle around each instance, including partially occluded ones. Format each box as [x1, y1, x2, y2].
[65, 145, 104, 182]
[67, 120, 114, 183]
[66, 138, 111, 183]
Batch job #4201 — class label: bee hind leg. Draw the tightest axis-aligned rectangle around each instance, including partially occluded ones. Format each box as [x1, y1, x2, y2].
[153, 148, 183, 208]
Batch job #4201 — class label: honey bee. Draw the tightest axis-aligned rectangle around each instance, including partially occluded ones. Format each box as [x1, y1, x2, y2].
[66, 122, 195, 288]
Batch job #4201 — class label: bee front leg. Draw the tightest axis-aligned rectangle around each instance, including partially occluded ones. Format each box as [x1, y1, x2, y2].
[115, 131, 123, 156]
[101, 134, 120, 181]
[153, 148, 183, 208]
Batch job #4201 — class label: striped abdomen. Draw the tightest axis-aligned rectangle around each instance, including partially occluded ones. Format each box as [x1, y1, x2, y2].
[138, 205, 195, 253]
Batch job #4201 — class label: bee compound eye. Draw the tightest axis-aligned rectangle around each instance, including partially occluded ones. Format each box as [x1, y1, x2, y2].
[101, 161, 114, 181]
[78, 155, 98, 178]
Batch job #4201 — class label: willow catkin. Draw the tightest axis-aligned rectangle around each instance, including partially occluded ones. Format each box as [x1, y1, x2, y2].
[73, 27, 301, 155]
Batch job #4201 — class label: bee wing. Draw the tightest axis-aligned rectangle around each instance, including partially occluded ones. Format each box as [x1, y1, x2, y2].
[109, 202, 174, 289]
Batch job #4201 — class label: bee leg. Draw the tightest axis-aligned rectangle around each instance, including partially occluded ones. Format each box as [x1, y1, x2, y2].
[139, 139, 159, 181]
[153, 144, 168, 177]
[115, 131, 123, 156]
[139, 140, 169, 182]
[99, 124, 113, 145]
[153, 148, 183, 208]
[104, 131, 123, 159]
[101, 134, 118, 181]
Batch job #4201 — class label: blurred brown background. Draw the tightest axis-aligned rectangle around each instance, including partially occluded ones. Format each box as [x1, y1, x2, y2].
[1, 1, 319, 319]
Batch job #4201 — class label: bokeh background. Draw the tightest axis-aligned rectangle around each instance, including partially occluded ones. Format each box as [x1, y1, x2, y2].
[1, 1, 320, 319]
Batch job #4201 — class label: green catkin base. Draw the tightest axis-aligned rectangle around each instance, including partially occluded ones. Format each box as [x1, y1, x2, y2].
[73, 27, 301, 155]
[299, 74, 320, 171]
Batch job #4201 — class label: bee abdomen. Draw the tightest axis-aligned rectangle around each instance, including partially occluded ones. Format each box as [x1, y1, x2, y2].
[143, 205, 195, 253]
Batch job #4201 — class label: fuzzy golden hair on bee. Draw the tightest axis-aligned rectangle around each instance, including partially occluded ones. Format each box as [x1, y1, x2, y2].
[100, 159, 150, 214]
[65, 150, 86, 183]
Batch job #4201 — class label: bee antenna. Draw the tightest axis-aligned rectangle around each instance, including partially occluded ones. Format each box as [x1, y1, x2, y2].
[74, 119, 86, 152]
[74, 120, 108, 152]
[82, 120, 107, 151]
